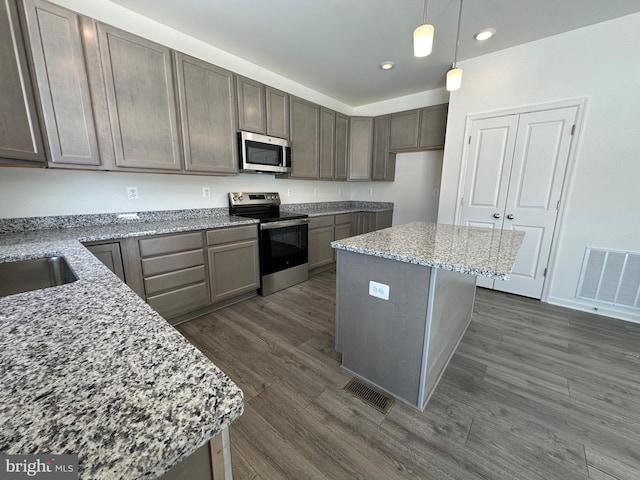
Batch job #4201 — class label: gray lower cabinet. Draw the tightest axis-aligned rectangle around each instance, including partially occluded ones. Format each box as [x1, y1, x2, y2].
[98, 23, 182, 171]
[175, 52, 237, 174]
[290, 96, 320, 178]
[207, 225, 259, 303]
[138, 232, 208, 321]
[390, 104, 448, 152]
[372, 115, 396, 181]
[0, 0, 45, 165]
[348, 117, 373, 181]
[354, 209, 392, 235]
[334, 113, 349, 180]
[84, 242, 126, 282]
[308, 216, 335, 271]
[21, 0, 105, 169]
[319, 108, 336, 179]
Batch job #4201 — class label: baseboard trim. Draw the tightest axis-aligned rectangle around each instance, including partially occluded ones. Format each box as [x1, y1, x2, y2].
[547, 296, 640, 325]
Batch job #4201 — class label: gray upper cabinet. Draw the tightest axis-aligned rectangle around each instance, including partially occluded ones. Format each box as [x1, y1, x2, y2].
[265, 86, 289, 139]
[98, 23, 182, 171]
[236, 75, 266, 135]
[372, 115, 396, 182]
[174, 53, 237, 174]
[390, 104, 448, 152]
[418, 104, 448, 149]
[290, 96, 320, 178]
[0, 0, 45, 165]
[319, 108, 336, 179]
[21, 0, 103, 168]
[389, 109, 421, 151]
[334, 113, 349, 180]
[348, 117, 373, 181]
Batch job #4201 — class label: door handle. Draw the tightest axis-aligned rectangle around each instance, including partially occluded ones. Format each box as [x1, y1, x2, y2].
[493, 213, 501, 219]
[507, 214, 515, 220]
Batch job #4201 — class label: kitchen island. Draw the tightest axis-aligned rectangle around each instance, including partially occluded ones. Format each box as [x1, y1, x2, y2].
[331, 222, 524, 411]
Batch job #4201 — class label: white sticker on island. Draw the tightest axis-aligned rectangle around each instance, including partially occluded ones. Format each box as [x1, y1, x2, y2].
[369, 281, 390, 300]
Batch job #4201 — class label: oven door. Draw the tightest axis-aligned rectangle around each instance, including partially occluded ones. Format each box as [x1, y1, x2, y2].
[259, 219, 309, 276]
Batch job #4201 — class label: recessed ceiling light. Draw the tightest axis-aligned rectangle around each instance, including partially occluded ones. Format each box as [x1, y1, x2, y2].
[379, 61, 395, 71]
[474, 28, 496, 41]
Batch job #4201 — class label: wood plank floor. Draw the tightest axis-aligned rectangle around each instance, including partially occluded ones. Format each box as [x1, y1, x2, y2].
[177, 270, 640, 480]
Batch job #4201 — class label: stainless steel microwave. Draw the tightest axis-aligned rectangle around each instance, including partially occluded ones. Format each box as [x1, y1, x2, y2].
[238, 131, 291, 174]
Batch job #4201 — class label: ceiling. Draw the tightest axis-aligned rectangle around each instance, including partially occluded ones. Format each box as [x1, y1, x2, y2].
[108, 0, 640, 106]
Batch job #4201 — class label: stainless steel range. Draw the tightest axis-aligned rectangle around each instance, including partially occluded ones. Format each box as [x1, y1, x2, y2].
[229, 192, 309, 296]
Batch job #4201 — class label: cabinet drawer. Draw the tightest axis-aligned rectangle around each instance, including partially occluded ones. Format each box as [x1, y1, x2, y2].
[139, 232, 203, 257]
[147, 282, 209, 319]
[141, 250, 204, 277]
[144, 265, 206, 296]
[309, 215, 334, 229]
[334, 213, 353, 225]
[207, 225, 257, 245]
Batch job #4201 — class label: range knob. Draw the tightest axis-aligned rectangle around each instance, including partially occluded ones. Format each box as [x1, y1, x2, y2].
[238, 195, 244, 201]
[232, 195, 238, 202]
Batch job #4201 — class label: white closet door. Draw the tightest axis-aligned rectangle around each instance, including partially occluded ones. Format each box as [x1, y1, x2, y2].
[459, 114, 519, 289]
[495, 106, 577, 298]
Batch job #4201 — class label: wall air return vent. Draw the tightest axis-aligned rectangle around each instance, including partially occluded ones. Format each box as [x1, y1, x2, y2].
[577, 247, 640, 309]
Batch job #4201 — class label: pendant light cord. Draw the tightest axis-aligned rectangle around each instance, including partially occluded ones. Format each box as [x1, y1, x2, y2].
[452, 0, 463, 67]
[422, 0, 428, 24]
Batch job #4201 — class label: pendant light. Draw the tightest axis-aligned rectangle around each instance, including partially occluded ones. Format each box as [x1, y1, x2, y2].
[446, 0, 463, 91]
[413, 0, 434, 57]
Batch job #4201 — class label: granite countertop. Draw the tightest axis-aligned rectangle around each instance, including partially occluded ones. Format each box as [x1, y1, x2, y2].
[281, 200, 394, 217]
[0, 213, 250, 478]
[331, 222, 525, 280]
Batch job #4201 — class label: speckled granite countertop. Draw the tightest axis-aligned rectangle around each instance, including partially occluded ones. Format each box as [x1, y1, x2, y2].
[331, 222, 524, 280]
[282, 200, 394, 217]
[0, 212, 251, 478]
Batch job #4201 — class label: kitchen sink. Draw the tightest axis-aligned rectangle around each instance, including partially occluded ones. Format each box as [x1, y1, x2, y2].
[0, 256, 78, 297]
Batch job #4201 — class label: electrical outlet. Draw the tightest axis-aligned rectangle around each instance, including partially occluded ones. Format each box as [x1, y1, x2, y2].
[368, 188, 373, 196]
[338, 187, 342, 195]
[287, 188, 293, 197]
[369, 281, 390, 300]
[432, 188, 440, 198]
[202, 187, 211, 198]
[126, 187, 138, 200]
[313, 188, 318, 196]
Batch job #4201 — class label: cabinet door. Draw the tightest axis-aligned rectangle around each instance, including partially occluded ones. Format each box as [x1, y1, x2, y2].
[309, 225, 335, 270]
[236, 75, 266, 134]
[208, 239, 259, 303]
[348, 117, 373, 181]
[0, 0, 45, 165]
[98, 23, 182, 170]
[175, 53, 237, 174]
[319, 108, 336, 179]
[334, 113, 349, 180]
[85, 242, 125, 282]
[22, 0, 102, 168]
[371, 115, 396, 181]
[290, 96, 320, 178]
[265, 86, 289, 139]
[418, 104, 447, 149]
[374, 210, 393, 230]
[389, 109, 420, 150]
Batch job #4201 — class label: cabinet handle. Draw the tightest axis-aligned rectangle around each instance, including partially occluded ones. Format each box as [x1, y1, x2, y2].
[507, 214, 515, 220]
[493, 213, 501, 219]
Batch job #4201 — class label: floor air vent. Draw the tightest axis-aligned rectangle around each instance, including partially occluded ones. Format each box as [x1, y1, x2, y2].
[343, 377, 394, 414]
[577, 247, 640, 309]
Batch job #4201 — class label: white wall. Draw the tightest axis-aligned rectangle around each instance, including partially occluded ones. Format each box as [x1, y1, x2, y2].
[351, 151, 443, 226]
[439, 12, 640, 322]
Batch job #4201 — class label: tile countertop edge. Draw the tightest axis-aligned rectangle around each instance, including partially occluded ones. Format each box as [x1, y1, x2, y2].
[0, 228, 245, 477]
[331, 222, 525, 280]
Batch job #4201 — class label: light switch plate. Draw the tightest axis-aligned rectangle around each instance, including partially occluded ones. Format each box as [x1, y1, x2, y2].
[369, 281, 390, 300]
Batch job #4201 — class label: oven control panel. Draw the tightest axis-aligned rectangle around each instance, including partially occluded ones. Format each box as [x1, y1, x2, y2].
[228, 192, 281, 206]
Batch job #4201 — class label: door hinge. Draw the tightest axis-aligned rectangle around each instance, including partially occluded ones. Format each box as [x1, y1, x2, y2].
[571, 125, 576, 135]
[460, 197, 464, 206]
[556, 200, 560, 210]
[543, 268, 548, 277]
[468, 136, 471, 144]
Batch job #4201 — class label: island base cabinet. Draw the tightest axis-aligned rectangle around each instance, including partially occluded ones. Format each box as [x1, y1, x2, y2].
[335, 249, 476, 410]
[160, 427, 233, 480]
